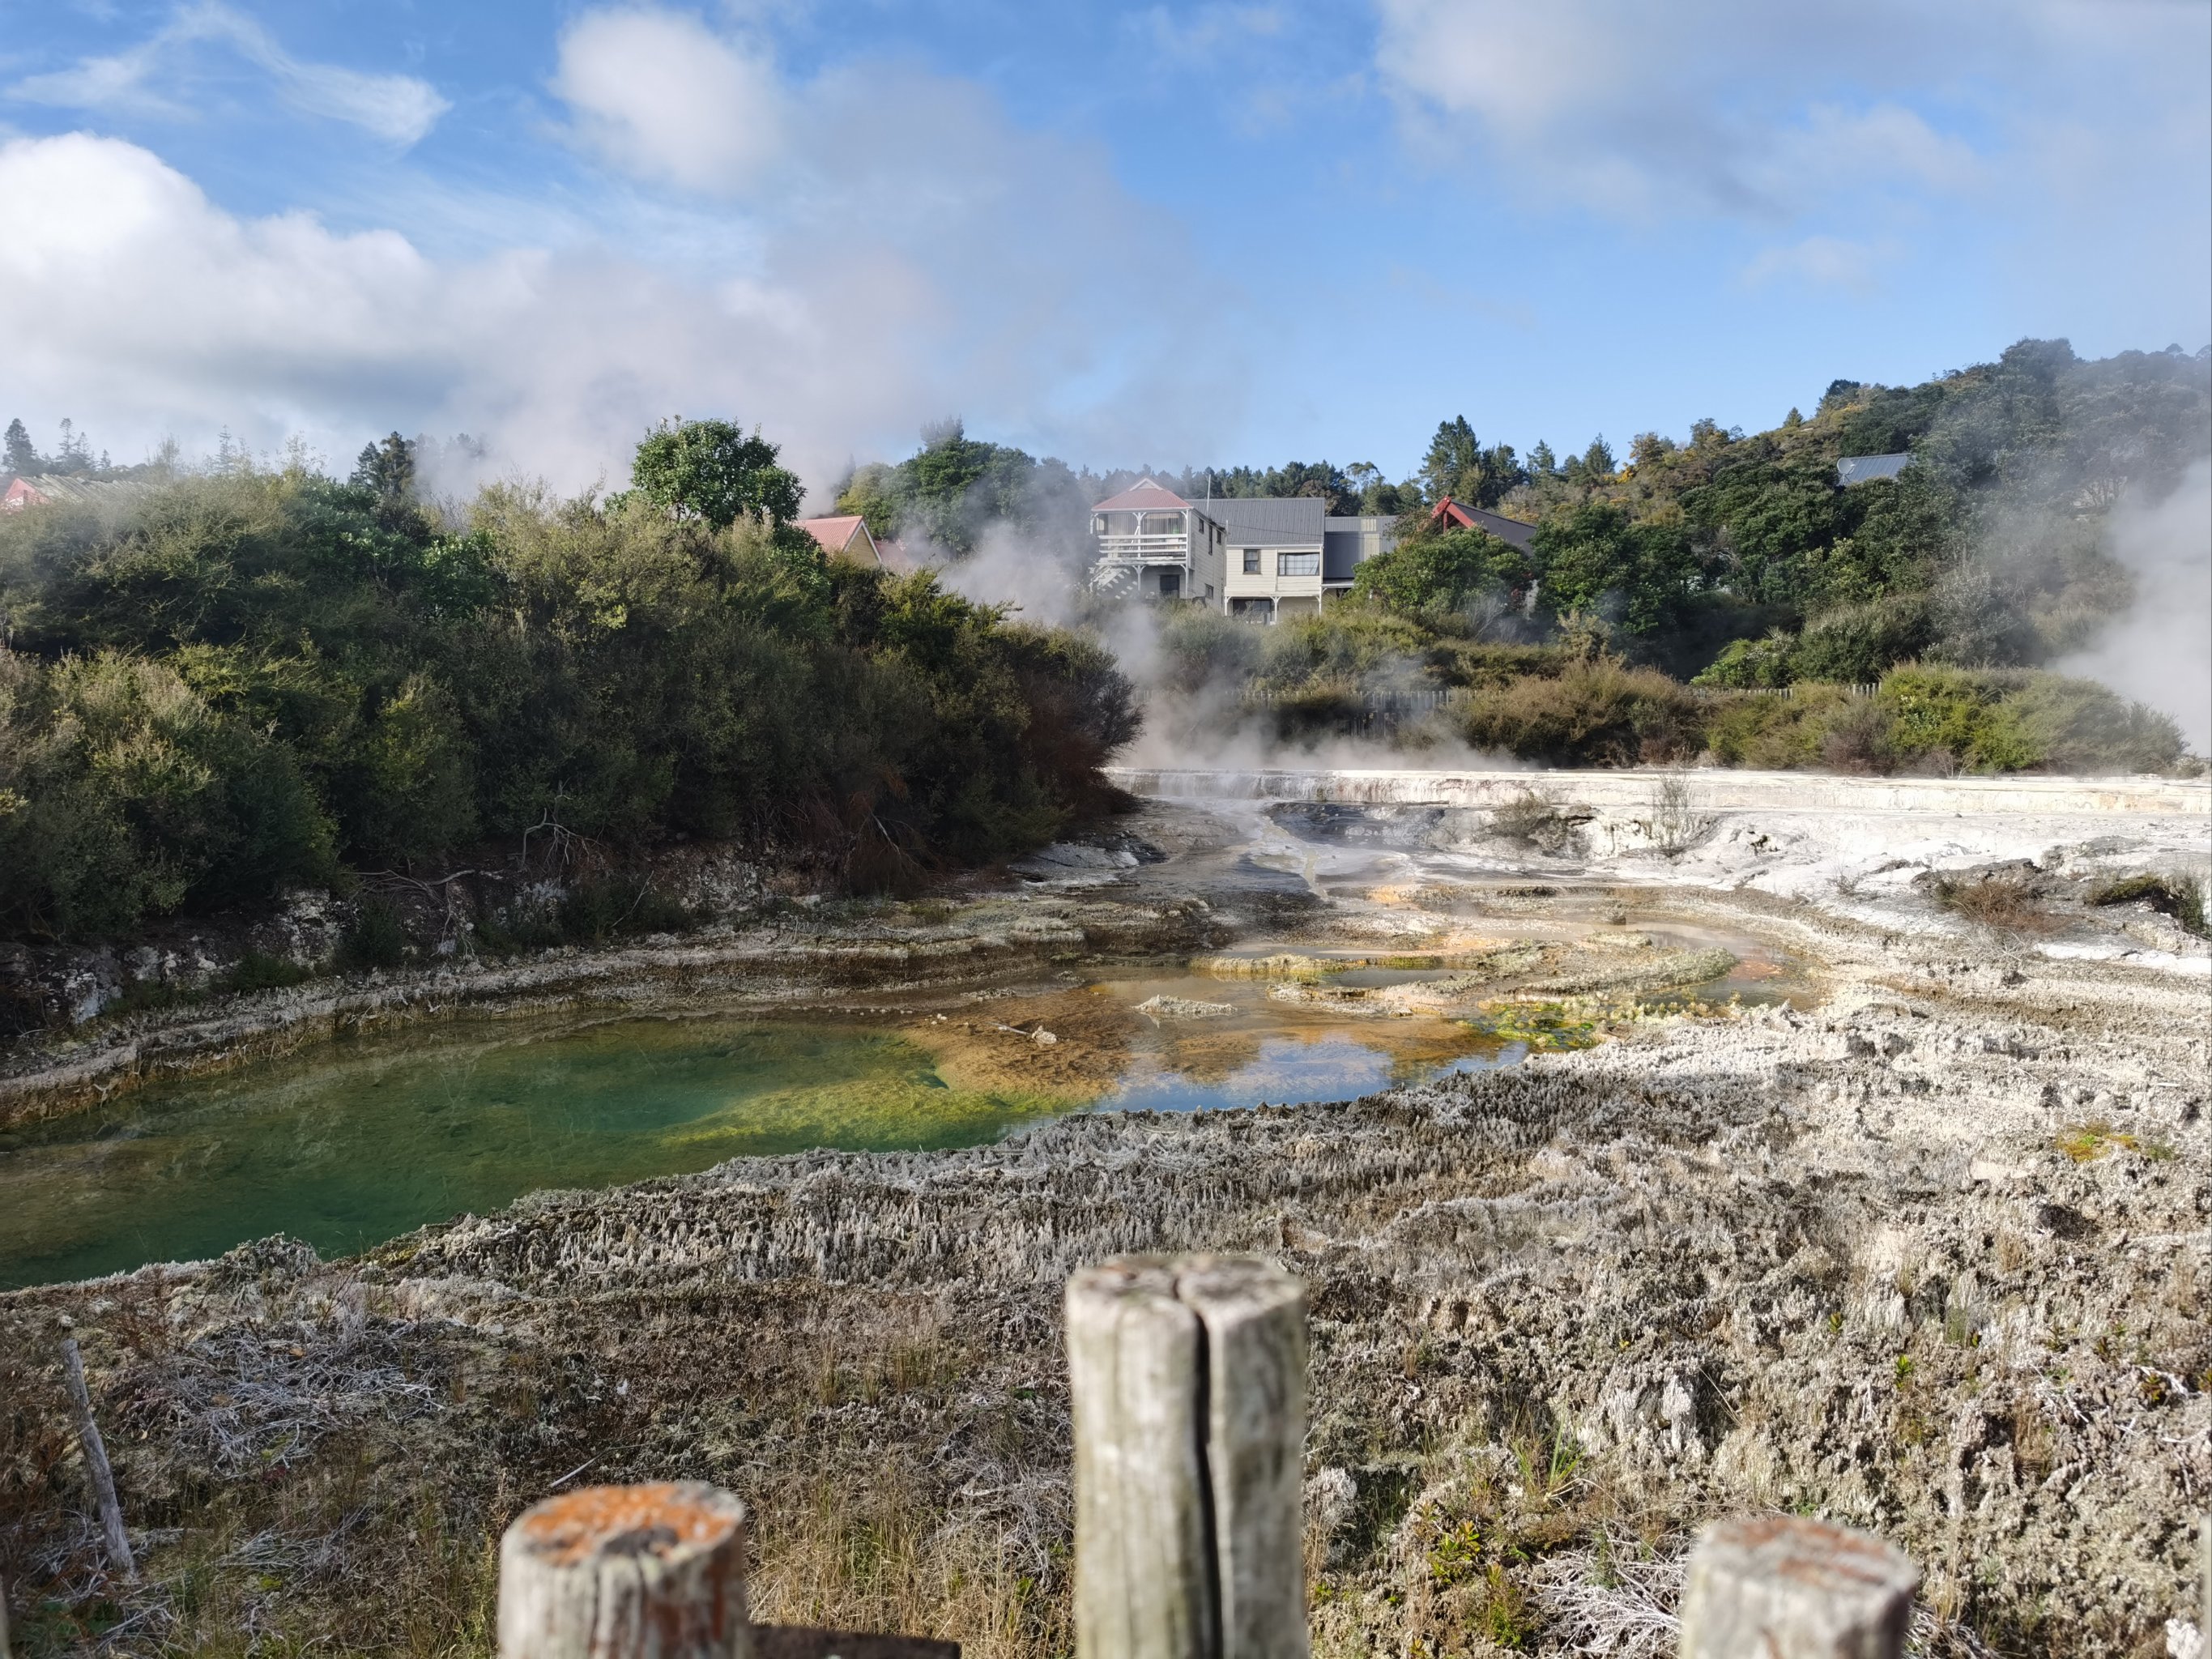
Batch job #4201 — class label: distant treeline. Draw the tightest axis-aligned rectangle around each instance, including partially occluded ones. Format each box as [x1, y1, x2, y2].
[0, 421, 1136, 945]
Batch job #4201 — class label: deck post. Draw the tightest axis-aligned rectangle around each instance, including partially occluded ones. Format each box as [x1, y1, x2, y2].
[1065, 1254, 1308, 1659]
[1677, 1514, 1918, 1659]
[498, 1482, 752, 1659]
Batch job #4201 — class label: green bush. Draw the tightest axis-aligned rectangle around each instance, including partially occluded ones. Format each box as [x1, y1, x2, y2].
[1695, 633, 1798, 689]
[557, 877, 694, 945]
[336, 896, 408, 972]
[224, 949, 310, 992]
[1459, 658, 1700, 765]
[0, 650, 338, 942]
[0, 452, 1140, 940]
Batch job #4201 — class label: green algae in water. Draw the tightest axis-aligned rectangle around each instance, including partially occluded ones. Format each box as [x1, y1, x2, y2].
[0, 1017, 1061, 1291]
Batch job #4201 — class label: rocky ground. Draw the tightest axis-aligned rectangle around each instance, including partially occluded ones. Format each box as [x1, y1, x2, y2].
[2, 785, 2208, 1657]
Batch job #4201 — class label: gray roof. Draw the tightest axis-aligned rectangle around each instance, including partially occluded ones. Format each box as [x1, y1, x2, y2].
[1837, 453, 1911, 486]
[1449, 504, 1537, 550]
[1196, 495, 1324, 544]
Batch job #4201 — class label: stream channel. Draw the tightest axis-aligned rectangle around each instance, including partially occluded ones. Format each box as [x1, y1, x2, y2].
[0, 960, 1556, 1290]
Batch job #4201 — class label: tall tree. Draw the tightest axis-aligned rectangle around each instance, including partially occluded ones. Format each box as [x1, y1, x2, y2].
[1420, 416, 1524, 507]
[625, 418, 803, 530]
[3, 419, 35, 477]
[352, 432, 418, 501]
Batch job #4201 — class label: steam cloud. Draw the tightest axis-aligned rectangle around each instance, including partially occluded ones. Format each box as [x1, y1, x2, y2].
[2057, 458, 2212, 754]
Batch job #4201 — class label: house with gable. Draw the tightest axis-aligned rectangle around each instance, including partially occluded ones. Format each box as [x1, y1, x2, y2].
[1088, 476, 1400, 621]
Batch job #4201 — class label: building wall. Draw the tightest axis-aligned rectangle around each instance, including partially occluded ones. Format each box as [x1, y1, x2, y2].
[1221, 541, 1325, 616]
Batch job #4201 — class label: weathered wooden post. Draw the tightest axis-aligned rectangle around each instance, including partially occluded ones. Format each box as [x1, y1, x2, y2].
[58, 1339, 133, 1581]
[1065, 1254, 1308, 1659]
[498, 1482, 752, 1659]
[1677, 1515, 1918, 1659]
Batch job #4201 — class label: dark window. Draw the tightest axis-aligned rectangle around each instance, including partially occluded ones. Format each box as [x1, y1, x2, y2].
[1157, 569, 1181, 598]
[1242, 548, 1260, 574]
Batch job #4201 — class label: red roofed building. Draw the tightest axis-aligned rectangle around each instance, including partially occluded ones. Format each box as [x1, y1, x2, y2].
[1427, 497, 1537, 552]
[796, 514, 879, 562]
[2, 477, 52, 511]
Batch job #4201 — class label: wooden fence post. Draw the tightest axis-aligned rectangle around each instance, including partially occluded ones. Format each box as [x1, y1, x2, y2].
[498, 1482, 751, 1659]
[1677, 1515, 1917, 1659]
[1065, 1254, 1308, 1659]
[58, 1339, 133, 1581]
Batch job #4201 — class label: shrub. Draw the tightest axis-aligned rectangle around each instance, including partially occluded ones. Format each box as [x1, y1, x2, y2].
[224, 949, 310, 992]
[0, 650, 338, 942]
[1694, 633, 1797, 689]
[1459, 658, 1699, 765]
[557, 876, 694, 945]
[2090, 873, 2207, 939]
[1701, 685, 1860, 769]
[1933, 868, 2057, 936]
[2002, 675, 2183, 774]
[336, 896, 409, 971]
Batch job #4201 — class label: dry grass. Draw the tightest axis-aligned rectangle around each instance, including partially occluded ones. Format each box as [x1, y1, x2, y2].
[1932, 869, 2059, 936]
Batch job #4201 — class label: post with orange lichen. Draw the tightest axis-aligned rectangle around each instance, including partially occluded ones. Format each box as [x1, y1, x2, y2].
[1677, 1515, 1918, 1659]
[497, 1482, 752, 1659]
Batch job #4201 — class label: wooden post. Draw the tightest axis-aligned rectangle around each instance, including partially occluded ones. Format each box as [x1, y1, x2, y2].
[498, 1482, 752, 1659]
[1677, 1515, 1917, 1659]
[58, 1339, 133, 1581]
[1065, 1254, 1308, 1659]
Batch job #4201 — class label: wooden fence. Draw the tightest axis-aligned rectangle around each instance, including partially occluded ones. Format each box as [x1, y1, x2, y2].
[51, 1255, 2198, 1657]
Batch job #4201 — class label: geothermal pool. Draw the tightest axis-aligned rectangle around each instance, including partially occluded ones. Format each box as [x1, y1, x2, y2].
[0, 966, 1541, 1290]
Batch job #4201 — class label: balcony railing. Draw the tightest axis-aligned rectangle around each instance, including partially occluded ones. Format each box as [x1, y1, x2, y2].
[1094, 533, 1191, 561]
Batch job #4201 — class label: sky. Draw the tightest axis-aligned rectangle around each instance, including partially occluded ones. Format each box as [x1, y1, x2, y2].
[0, 0, 2206, 504]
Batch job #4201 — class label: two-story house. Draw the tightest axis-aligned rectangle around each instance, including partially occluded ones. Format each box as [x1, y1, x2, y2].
[1089, 477, 1399, 621]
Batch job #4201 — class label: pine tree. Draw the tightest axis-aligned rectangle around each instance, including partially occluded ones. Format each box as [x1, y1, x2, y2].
[2, 419, 35, 478]
[351, 431, 417, 501]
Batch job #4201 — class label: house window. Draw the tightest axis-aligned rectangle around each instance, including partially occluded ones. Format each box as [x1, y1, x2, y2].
[1242, 548, 1260, 574]
[1278, 550, 1320, 576]
[1157, 569, 1182, 598]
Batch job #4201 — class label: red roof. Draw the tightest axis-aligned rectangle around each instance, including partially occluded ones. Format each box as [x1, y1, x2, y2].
[2, 478, 50, 511]
[1091, 477, 1190, 513]
[797, 514, 870, 554]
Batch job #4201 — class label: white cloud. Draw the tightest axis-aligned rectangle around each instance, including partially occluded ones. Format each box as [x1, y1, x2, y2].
[1372, 0, 2204, 232]
[9, 2, 449, 145]
[552, 8, 785, 193]
[0, 27, 1237, 503]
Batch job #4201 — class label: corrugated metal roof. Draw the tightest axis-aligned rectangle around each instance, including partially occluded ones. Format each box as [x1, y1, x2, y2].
[1092, 477, 1191, 512]
[1199, 496, 1325, 542]
[2, 473, 145, 510]
[1836, 453, 1912, 486]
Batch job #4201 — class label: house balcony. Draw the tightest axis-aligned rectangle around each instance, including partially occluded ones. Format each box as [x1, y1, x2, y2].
[1093, 534, 1193, 561]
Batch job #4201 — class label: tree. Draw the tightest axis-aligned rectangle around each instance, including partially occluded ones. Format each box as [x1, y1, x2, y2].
[624, 418, 804, 530]
[1528, 440, 1558, 477]
[352, 432, 417, 501]
[1418, 418, 1524, 508]
[1350, 526, 1532, 618]
[1532, 501, 1696, 634]
[4, 419, 36, 477]
[1580, 435, 1616, 480]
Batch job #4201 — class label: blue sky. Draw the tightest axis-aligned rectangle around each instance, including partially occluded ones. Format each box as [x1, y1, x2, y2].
[0, 0, 2206, 500]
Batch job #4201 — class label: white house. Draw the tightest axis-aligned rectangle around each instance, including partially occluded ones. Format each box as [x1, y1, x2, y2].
[1089, 477, 1399, 621]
